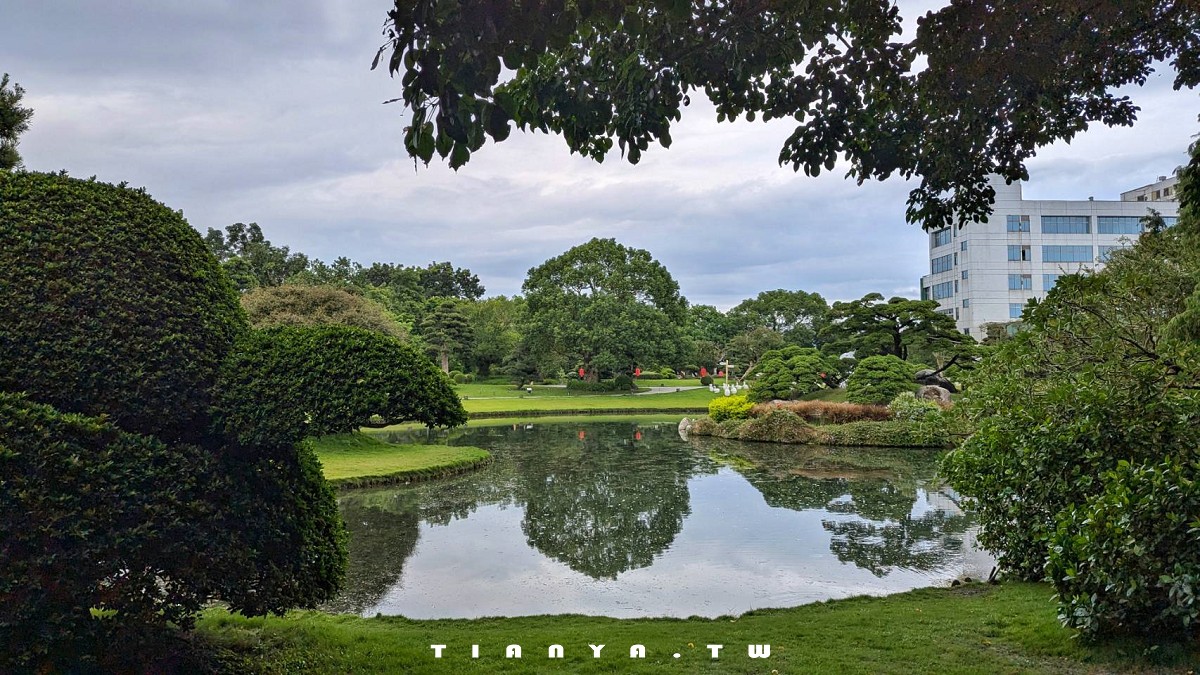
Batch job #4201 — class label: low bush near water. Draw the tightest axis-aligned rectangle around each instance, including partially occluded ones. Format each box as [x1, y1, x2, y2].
[707, 394, 754, 422]
[750, 400, 890, 424]
[734, 409, 823, 444]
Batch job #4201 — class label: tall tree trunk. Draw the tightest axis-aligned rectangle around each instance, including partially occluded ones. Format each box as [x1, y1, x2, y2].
[439, 349, 450, 373]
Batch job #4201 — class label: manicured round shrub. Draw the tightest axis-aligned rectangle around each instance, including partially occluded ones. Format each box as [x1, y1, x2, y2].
[846, 355, 917, 404]
[700, 375, 713, 386]
[213, 324, 467, 447]
[613, 373, 634, 391]
[0, 172, 245, 444]
[734, 409, 822, 443]
[708, 394, 753, 422]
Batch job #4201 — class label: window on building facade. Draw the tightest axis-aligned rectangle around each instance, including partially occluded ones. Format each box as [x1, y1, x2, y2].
[931, 281, 954, 300]
[962, 298, 970, 308]
[1098, 245, 1130, 262]
[1008, 274, 1032, 290]
[931, 254, 954, 274]
[1007, 244, 1031, 261]
[961, 270, 968, 279]
[1010, 303, 1026, 319]
[1043, 245, 1094, 262]
[932, 228, 952, 247]
[961, 241, 968, 251]
[1043, 273, 1060, 290]
[1006, 215, 1030, 232]
[1097, 216, 1142, 234]
[1041, 215, 1091, 234]
[1163, 216, 1179, 227]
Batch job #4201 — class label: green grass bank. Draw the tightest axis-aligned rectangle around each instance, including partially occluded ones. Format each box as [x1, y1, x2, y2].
[310, 433, 490, 489]
[195, 582, 1198, 673]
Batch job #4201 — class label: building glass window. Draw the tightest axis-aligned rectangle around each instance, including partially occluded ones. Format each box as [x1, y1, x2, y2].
[961, 270, 968, 279]
[961, 241, 968, 251]
[1008, 274, 1032, 290]
[1163, 216, 1179, 227]
[1041, 215, 1091, 234]
[932, 228, 952, 247]
[931, 281, 954, 300]
[931, 254, 954, 274]
[1008, 244, 1031, 261]
[962, 298, 970, 308]
[1043, 273, 1060, 290]
[1009, 303, 1026, 319]
[1043, 245, 1093, 262]
[1006, 215, 1030, 232]
[1098, 245, 1129, 262]
[1097, 216, 1142, 234]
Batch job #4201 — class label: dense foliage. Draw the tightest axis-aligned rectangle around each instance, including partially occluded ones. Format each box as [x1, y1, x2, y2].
[943, 161, 1200, 636]
[0, 171, 245, 445]
[0, 173, 351, 669]
[707, 394, 753, 423]
[214, 325, 466, 447]
[523, 238, 689, 380]
[748, 346, 844, 402]
[242, 283, 408, 338]
[846, 355, 917, 404]
[377, 0, 1199, 228]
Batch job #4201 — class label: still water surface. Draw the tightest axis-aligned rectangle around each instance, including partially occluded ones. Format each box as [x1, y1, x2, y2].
[325, 421, 988, 618]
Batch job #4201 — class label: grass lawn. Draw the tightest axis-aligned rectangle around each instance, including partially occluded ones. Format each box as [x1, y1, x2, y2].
[310, 433, 490, 488]
[195, 582, 1198, 673]
[459, 386, 719, 417]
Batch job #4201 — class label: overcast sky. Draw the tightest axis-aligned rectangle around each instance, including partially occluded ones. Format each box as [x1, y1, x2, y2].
[4, 2, 1196, 309]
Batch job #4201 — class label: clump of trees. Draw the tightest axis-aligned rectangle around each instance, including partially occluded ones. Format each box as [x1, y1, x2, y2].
[0, 172, 463, 669]
[943, 151, 1200, 637]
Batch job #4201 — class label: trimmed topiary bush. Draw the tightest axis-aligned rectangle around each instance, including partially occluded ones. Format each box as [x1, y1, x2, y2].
[613, 373, 634, 391]
[700, 374, 713, 386]
[0, 173, 351, 668]
[708, 394, 754, 422]
[0, 171, 245, 444]
[846, 355, 917, 404]
[241, 284, 407, 339]
[214, 324, 467, 447]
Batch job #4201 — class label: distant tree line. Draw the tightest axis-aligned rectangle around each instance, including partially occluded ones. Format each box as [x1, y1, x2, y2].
[205, 228, 978, 386]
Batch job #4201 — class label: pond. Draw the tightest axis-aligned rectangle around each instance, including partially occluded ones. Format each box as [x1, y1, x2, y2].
[324, 420, 991, 619]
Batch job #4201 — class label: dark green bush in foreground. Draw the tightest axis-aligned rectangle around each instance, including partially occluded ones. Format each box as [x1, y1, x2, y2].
[0, 172, 354, 670]
[214, 324, 466, 447]
[0, 171, 244, 445]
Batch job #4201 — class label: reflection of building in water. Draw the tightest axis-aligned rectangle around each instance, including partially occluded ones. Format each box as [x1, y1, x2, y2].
[924, 487, 995, 580]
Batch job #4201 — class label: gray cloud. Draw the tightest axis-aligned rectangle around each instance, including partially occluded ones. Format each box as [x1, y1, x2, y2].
[5, 1, 1196, 309]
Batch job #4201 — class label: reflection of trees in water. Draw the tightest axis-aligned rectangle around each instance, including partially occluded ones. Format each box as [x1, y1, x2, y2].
[695, 437, 971, 577]
[515, 425, 704, 579]
[325, 492, 421, 613]
[823, 508, 970, 577]
[342, 424, 712, 592]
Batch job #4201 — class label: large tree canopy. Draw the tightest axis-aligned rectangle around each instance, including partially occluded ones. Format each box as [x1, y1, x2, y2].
[522, 237, 688, 379]
[376, 0, 1200, 228]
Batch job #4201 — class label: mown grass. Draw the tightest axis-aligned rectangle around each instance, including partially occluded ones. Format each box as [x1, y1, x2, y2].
[461, 387, 719, 416]
[194, 583, 1199, 673]
[309, 433, 490, 487]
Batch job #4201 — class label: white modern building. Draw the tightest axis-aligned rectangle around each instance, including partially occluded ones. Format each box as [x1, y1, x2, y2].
[921, 175, 1180, 336]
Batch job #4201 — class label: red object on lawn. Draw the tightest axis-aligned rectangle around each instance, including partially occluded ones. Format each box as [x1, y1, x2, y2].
[634, 367, 641, 376]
